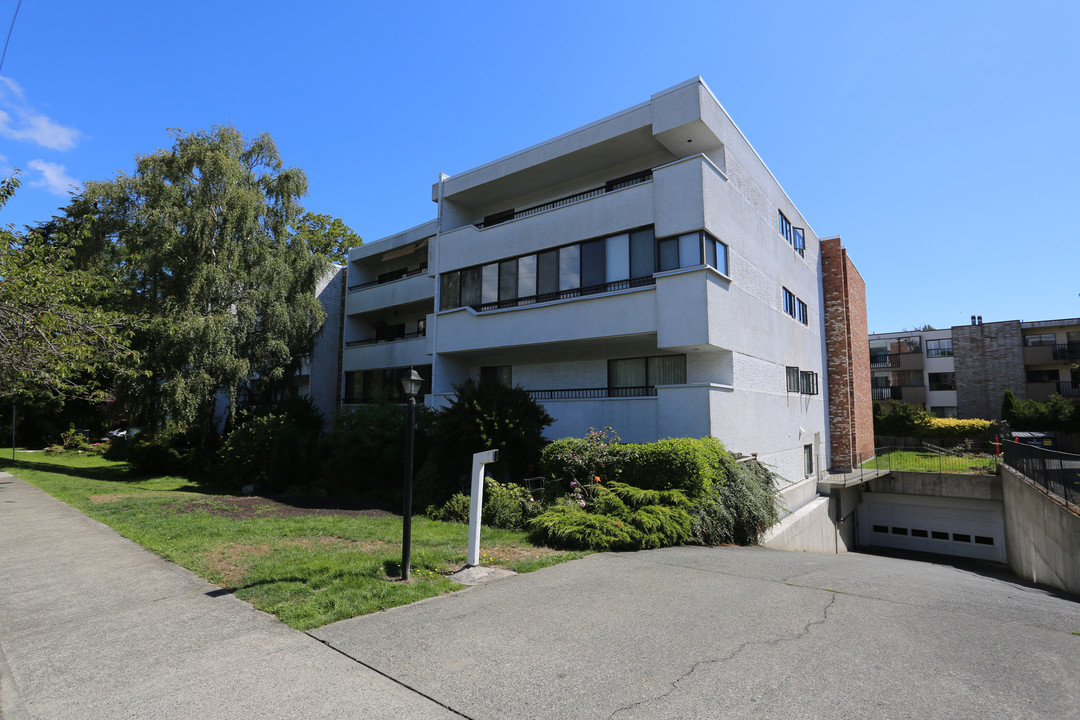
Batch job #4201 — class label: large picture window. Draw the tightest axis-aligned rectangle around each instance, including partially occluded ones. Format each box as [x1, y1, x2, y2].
[928, 372, 955, 391]
[926, 339, 953, 358]
[608, 355, 686, 396]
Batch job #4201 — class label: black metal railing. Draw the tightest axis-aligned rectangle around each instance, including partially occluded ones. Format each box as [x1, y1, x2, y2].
[1002, 440, 1080, 507]
[1058, 381, 1080, 398]
[1052, 343, 1080, 362]
[348, 264, 428, 292]
[345, 329, 426, 347]
[870, 353, 901, 368]
[472, 276, 655, 312]
[476, 171, 652, 229]
[526, 386, 656, 400]
[872, 387, 902, 401]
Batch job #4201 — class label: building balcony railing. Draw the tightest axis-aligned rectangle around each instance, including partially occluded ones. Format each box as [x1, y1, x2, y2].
[527, 386, 656, 400]
[476, 171, 652, 229]
[872, 386, 926, 402]
[348, 264, 428, 292]
[1058, 381, 1080, 398]
[345, 329, 426, 347]
[872, 387, 902, 401]
[870, 353, 900, 368]
[1052, 343, 1080, 362]
[471, 276, 655, 313]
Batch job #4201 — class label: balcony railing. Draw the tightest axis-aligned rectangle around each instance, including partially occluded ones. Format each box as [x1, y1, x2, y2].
[471, 276, 655, 312]
[345, 329, 426, 347]
[527, 386, 656, 400]
[1058, 381, 1080, 398]
[870, 353, 901, 368]
[872, 387, 902, 401]
[476, 171, 652, 229]
[348, 264, 428, 292]
[1052, 343, 1080, 362]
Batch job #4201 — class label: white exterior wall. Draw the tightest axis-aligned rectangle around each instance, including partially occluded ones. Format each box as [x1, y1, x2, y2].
[340, 77, 836, 485]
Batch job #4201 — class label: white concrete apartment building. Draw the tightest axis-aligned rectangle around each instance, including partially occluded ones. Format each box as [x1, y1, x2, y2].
[341, 78, 871, 486]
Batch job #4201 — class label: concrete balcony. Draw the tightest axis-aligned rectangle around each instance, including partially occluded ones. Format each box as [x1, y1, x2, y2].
[343, 335, 430, 372]
[346, 273, 433, 316]
[436, 285, 657, 354]
[1026, 381, 1059, 402]
[1023, 345, 1057, 365]
[438, 180, 655, 271]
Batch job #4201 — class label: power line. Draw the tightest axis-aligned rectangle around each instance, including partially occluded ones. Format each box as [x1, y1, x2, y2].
[0, 0, 23, 74]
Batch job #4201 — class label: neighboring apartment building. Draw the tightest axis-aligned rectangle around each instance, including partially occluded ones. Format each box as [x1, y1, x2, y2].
[869, 316, 1080, 419]
[341, 77, 872, 484]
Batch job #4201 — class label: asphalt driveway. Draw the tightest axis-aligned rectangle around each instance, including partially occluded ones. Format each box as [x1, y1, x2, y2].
[3, 471, 1079, 719]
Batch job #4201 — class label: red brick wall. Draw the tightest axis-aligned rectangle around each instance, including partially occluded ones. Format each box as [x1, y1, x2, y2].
[821, 238, 872, 471]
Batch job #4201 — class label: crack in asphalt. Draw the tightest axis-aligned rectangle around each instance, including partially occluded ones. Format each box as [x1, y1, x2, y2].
[608, 592, 838, 719]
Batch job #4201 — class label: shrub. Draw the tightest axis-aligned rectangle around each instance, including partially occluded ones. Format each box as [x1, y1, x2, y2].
[873, 401, 932, 436]
[1003, 391, 1080, 432]
[530, 481, 693, 551]
[689, 455, 779, 545]
[127, 433, 186, 475]
[431, 380, 553, 490]
[426, 478, 543, 530]
[536, 430, 780, 550]
[61, 424, 91, 452]
[218, 395, 325, 493]
[922, 417, 992, 439]
[541, 427, 626, 497]
[320, 402, 436, 502]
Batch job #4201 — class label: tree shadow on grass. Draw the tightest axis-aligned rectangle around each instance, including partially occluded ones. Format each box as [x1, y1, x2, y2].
[0, 456, 224, 493]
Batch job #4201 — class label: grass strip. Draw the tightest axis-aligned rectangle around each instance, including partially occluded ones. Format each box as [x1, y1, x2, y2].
[1, 451, 586, 630]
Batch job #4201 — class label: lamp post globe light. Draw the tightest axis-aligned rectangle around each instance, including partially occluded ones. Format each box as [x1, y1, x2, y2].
[399, 366, 423, 581]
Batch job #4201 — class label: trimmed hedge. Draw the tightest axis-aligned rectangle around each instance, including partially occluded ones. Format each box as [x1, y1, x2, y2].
[535, 432, 779, 550]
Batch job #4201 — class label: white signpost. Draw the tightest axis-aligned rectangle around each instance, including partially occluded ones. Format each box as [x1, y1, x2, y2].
[467, 449, 499, 567]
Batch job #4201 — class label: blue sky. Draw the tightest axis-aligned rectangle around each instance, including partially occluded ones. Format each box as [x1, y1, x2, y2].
[1, 0, 1077, 333]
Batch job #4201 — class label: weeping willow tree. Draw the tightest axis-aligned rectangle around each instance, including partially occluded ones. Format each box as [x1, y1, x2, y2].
[57, 126, 329, 440]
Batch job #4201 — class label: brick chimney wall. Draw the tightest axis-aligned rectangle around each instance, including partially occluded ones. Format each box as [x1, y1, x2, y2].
[821, 238, 873, 472]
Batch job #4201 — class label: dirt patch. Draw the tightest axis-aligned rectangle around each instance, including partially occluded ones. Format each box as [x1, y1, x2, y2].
[88, 491, 191, 504]
[204, 537, 390, 586]
[169, 496, 395, 521]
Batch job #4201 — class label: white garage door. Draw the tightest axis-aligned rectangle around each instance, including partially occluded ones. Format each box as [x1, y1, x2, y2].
[857, 493, 1006, 563]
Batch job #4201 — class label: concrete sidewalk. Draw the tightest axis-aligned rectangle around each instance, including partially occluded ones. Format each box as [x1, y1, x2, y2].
[0, 472, 461, 720]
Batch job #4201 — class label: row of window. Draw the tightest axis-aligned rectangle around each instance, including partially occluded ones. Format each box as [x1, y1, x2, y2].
[439, 227, 728, 312]
[782, 288, 808, 325]
[777, 210, 805, 257]
[871, 525, 994, 545]
[869, 336, 922, 355]
[785, 367, 819, 395]
[344, 364, 433, 404]
[482, 355, 689, 395]
[872, 371, 956, 391]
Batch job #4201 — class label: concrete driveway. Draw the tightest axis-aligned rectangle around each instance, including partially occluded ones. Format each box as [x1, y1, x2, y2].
[313, 546, 1080, 719]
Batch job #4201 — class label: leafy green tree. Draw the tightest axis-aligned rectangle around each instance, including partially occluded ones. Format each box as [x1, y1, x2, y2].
[57, 127, 329, 439]
[0, 173, 136, 405]
[294, 212, 360, 265]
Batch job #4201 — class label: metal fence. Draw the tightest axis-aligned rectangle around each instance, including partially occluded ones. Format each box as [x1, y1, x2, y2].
[1002, 440, 1080, 506]
[860, 446, 998, 476]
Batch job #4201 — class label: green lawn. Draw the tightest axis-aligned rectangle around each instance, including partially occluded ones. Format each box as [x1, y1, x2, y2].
[861, 449, 998, 475]
[0, 451, 585, 630]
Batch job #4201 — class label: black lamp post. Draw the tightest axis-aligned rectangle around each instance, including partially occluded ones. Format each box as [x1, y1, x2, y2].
[399, 366, 424, 581]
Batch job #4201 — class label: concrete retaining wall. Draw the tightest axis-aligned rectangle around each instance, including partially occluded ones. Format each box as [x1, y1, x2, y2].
[868, 471, 1002, 501]
[762, 496, 852, 553]
[1002, 465, 1080, 596]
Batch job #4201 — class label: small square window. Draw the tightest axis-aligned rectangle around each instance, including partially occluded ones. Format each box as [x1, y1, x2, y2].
[800, 371, 818, 395]
[797, 299, 808, 325]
